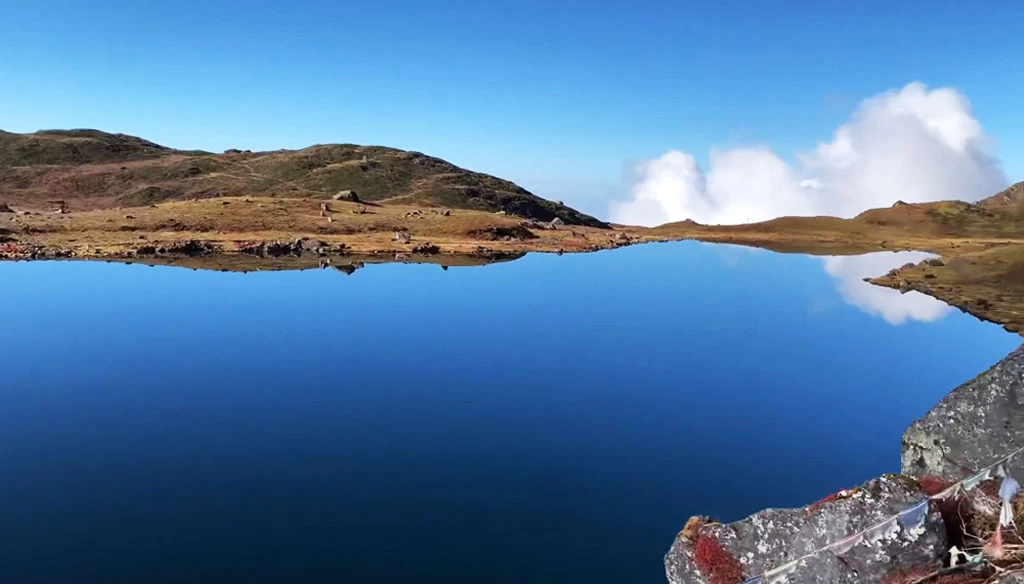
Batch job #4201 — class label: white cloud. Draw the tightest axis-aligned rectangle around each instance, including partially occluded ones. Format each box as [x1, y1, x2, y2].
[610, 82, 1007, 226]
[822, 252, 951, 324]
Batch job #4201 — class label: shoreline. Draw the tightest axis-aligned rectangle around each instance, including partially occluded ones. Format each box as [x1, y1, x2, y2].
[4, 195, 1023, 336]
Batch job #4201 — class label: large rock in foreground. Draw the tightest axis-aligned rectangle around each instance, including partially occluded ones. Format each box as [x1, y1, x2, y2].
[665, 475, 945, 584]
[902, 344, 1024, 480]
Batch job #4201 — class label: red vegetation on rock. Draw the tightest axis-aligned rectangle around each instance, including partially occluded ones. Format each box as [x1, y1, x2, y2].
[692, 534, 745, 584]
[806, 488, 856, 515]
[918, 475, 954, 496]
[0, 242, 24, 254]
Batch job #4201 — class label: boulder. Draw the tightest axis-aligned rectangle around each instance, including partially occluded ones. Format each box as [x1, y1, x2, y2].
[0, 203, 13, 213]
[294, 238, 327, 253]
[333, 190, 360, 203]
[902, 344, 1024, 480]
[665, 475, 946, 584]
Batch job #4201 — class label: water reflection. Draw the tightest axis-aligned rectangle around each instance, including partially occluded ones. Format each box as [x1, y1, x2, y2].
[701, 244, 951, 324]
[57, 244, 952, 326]
[821, 252, 951, 324]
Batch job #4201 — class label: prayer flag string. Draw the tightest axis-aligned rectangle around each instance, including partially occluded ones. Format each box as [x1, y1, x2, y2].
[735, 444, 1024, 584]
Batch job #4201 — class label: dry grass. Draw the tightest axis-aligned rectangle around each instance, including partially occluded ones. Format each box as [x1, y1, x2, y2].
[869, 245, 1024, 334]
[0, 197, 649, 262]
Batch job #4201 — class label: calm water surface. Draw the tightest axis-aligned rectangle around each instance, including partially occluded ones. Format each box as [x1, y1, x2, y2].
[1, 242, 1018, 583]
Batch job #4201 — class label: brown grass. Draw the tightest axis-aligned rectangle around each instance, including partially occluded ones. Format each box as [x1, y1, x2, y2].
[0, 196, 649, 262]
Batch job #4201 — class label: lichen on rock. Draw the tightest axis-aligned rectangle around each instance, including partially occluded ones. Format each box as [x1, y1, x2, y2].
[902, 344, 1024, 481]
[665, 475, 945, 584]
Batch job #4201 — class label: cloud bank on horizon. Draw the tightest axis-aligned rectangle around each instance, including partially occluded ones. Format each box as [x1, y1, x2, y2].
[610, 82, 1008, 226]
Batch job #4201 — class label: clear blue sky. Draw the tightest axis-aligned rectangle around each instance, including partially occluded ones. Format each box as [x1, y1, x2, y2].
[2, 0, 1021, 214]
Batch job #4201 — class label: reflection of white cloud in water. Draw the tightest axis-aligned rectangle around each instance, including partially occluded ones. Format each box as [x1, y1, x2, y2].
[701, 243, 951, 324]
[610, 82, 1006, 226]
[822, 252, 951, 324]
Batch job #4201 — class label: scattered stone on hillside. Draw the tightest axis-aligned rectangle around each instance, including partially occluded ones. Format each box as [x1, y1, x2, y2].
[925, 258, 945, 267]
[902, 344, 1024, 480]
[0, 203, 13, 213]
[893, 200, 909, 207]
[549, 217, 565, 229]
[124, 214, 135, 219]
[664, 475, 946, 584]
[333, 190, 360, 203]
[393, 230, 411, 244]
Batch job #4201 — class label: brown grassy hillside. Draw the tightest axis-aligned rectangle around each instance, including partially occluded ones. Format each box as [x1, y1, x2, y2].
[649, 185, 1024, 254]
[0, 129, 607, 227]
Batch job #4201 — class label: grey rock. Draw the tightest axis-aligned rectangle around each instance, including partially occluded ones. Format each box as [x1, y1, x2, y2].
[902, 344, 1024, 480]
[665, 475, 945, 584]
[333, 190, 360, 202]
[925, 258, 945, 267]
[294, 238, 327, 252]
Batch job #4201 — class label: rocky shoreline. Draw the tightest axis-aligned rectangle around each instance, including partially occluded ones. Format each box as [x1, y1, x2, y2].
[665, 345, 1024, 584]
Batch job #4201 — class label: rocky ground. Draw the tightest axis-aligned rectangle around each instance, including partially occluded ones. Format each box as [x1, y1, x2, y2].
[0, 196, 648, 267]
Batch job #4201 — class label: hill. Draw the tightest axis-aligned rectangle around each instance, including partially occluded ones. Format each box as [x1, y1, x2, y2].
[0, 129, 606, 227]
[649, 182, 1024, 253]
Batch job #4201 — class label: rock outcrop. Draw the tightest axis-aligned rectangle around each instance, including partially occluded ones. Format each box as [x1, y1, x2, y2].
[666, 344, 1024, 584]
[902, 344, 1024, 480]
[665, 476, 945, 584]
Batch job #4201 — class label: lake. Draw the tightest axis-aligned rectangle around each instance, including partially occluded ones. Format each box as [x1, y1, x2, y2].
[1, 242, 1018, 583]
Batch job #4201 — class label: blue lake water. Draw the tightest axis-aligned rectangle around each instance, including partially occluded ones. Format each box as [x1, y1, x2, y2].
[0, 242, 1019, 583]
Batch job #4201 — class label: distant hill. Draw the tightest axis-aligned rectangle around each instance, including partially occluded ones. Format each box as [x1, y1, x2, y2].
[979, 181, 1024, 209]
[0, 129, 607, 227]
[646, 181, 1024, 254]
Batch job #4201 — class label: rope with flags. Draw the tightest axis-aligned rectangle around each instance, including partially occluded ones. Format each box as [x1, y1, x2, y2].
[736, 445, 1024, 584]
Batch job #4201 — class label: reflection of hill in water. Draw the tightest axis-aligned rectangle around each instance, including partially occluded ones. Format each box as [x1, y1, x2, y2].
[94, 252, 528, 275]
